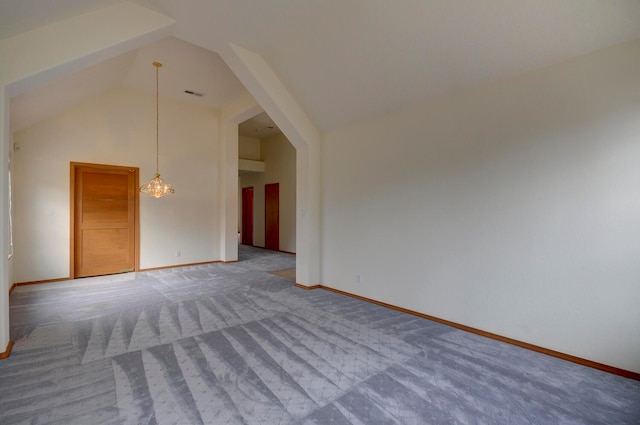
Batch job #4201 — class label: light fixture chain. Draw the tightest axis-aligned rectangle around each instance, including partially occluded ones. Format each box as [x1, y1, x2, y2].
[140, 61, 173, 198]
[156, 62, 159, 175]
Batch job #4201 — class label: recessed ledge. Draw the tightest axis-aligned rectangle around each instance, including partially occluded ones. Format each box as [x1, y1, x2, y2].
[239, 158, 265, 173]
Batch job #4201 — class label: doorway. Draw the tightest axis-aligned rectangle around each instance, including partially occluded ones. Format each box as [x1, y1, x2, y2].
[265, 182, 279, 250]
[241, 186, 254, 245]
[71, 162, 139, 278]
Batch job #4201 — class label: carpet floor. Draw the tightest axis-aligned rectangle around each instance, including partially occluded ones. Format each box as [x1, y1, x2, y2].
[0, 246, 638, 424]
[268, 268, 297, 282]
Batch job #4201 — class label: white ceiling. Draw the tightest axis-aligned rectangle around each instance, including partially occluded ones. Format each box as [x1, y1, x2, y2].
[9, 36, 250, 132]
[4, 0, 640, 134]
[238, 112, 282, 140]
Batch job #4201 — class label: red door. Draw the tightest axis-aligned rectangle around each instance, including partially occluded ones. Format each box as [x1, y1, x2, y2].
[241, 187, 254, 245]
[265, 183, 279, 250]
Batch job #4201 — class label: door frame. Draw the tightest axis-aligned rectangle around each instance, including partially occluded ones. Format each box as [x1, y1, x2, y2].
[264, 182, 279, 251]
[70, 162, 140, 279]
[241, 186, 254, 245]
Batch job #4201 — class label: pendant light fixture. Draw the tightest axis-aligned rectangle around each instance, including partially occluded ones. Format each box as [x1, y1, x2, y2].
[140, 61, 174, 198]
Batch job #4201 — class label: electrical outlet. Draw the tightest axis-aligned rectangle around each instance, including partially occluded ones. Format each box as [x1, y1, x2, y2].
[356, 274, 361, 284]
[175, 250, 181, 257]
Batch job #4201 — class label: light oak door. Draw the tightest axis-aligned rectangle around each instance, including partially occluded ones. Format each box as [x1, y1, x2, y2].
[265, 182, 279, 251]
[71, 163, 139, 278]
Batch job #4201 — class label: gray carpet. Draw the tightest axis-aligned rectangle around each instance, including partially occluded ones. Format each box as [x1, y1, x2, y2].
[1, 246, 639, 424]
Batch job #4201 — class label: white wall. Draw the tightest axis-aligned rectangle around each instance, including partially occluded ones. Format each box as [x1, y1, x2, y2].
[322, 40, 640, 374]
[0, 87, 10, 353]
[12, 87, 220, 282]
[263, 134, 296, 252]
[219, 94, 261, 263]
[239, 133, 296, 252]
[238, 135, 262, 243]
[239, 135, 261, 160]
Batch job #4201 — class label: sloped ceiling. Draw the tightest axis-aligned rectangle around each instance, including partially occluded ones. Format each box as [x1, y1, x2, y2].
[9, 36, 249, 132]
[238, 112, 282, 139]
[4, 0, 640, 133]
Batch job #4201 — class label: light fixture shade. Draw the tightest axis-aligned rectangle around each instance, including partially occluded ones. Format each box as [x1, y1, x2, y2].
[140, 173, 174, 198]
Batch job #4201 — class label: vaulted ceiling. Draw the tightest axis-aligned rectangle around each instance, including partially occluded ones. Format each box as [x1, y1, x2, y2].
[4, 0, 640, 134]
[9, 36, 249, 132]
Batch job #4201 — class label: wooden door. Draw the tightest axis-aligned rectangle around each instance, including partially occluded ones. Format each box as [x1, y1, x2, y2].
[71, 163, 139, 278]
[265, 182, 279, 250]
[241, 187, 254, 245]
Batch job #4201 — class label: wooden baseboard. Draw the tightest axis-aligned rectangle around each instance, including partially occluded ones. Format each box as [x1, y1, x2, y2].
[241, 244, 296, 256]
[222, 260, 239, 264]
[16, 261, 224, 284]
[140, 260, 221, 272]
[15, 277, 70, 287]
[8, 283, 16, 295]
[295, 283, 321, 290]
[302, 284, 640, 381]
[0, 340, 13, 360]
